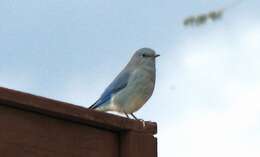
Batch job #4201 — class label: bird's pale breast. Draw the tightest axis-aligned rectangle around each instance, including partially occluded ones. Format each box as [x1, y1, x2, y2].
[113, 67, 155, 113]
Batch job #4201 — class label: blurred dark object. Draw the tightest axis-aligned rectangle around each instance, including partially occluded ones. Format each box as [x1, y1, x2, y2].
[183, 10, 223, 27]
[183, 0, 243, 27]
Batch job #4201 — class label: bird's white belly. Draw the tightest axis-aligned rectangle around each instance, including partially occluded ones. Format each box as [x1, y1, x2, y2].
[113, 69, 155, 113]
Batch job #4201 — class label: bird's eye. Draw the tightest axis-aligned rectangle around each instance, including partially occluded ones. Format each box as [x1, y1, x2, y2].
[142, 54, 147, 57]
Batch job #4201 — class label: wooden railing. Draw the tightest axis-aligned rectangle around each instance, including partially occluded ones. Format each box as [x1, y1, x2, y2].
[0, 87, 157, 157]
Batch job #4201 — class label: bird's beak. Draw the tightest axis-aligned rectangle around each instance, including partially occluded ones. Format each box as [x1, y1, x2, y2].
[155, 54, 160, 58]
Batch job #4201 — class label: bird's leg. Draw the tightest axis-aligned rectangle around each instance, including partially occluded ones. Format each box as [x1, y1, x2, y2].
[124, 112, 130, 119]
[130, 113, 146, 127]
[130, 113, 138, 120]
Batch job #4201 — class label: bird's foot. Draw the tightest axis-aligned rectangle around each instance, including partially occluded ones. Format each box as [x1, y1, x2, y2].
[124, 112, 130, 118]
[130, 113, 145, 127]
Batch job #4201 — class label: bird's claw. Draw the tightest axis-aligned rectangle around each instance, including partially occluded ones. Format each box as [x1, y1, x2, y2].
[139, 119, 146, 127]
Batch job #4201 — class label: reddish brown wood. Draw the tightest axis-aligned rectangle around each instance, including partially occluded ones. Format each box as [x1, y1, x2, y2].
[0, 87, 156, 134]
[0, 105, 118, 157]
[0, 87, 157, 157]
[120, 131, 157, 157]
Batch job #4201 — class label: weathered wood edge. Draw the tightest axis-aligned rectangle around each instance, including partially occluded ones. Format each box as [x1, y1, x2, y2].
[0, 87, 157, 134]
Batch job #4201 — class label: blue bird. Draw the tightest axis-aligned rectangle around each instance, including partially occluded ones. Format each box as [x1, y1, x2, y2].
[89, 48, 159, 120]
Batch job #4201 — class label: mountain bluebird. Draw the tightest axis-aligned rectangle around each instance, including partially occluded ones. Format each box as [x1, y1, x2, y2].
[89, 48, 159, 120]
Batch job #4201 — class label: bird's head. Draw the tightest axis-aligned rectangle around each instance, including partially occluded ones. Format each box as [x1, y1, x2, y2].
[129, 48, 159, 67]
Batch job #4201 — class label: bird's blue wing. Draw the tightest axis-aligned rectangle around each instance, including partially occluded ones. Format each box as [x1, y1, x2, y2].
[89, 71, 130, 109]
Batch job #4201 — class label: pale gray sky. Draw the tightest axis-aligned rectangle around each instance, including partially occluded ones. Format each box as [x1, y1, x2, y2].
[0, 0, 260, 156]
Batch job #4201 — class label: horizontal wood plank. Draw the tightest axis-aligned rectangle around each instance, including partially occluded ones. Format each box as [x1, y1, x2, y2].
[0, 87, 157, 134]
[0, 105, 119, 157]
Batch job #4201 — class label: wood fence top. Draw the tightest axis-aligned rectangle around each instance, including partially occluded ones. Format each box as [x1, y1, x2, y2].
[0, 87, 157, 134]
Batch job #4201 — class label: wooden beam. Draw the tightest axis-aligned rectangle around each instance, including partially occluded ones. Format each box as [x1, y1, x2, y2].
[0, 87, 157, 134]
[0, 87, 157, 157]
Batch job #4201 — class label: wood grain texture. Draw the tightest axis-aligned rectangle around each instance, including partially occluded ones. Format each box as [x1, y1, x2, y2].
[120, 131, 157, 157]
[0, 87, 156, 134]
[0, 87, 157, 157]
[0, 105, 119, 157]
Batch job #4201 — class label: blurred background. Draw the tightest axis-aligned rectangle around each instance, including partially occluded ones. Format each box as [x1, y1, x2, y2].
[0, 0, 259, 156]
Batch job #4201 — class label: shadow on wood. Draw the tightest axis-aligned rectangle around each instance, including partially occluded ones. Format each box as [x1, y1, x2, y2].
[0, 87, 157, 157]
